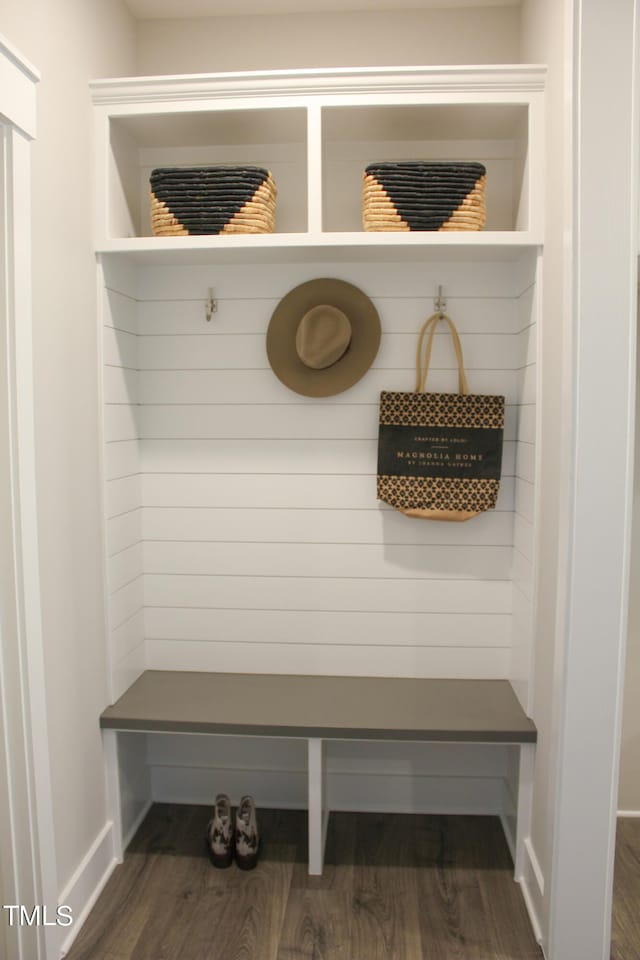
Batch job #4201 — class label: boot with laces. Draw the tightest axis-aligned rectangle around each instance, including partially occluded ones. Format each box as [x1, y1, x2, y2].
[235, 795, 260, 870]
[206, 793, 234, 868]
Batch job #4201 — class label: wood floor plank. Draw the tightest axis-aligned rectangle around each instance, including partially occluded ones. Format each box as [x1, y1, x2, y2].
[416, 815, 543, 960]
[349, 812, 423, 960]
[611, 817, 640, 960]
[276, 889, 353, 960]
[64, 844, 158, 958]
[477, 869, 543, 959]
[65, 805, 555, 960]
[186, 857, 295, 960]
[416, 817, 485, 960]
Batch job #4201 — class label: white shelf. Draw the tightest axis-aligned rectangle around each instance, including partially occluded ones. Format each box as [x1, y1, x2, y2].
[96, 230, 542, 266]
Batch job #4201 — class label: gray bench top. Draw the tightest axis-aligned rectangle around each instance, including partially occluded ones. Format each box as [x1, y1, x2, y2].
[100, 671, 536, 743]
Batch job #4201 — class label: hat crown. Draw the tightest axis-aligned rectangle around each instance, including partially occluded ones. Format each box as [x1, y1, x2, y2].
[295, 304, 352, 370]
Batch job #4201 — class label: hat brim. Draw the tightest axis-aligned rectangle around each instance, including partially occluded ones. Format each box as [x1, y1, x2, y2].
[266, 278, 381, 397]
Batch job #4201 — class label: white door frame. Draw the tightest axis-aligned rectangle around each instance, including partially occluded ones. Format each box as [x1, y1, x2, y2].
[549, 2, 638, 957]
[0, 34, 58, 960]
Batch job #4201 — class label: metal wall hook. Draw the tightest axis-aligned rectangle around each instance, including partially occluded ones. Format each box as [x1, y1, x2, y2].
[205, 287, 218, 322]
[434, 285, 447, 318]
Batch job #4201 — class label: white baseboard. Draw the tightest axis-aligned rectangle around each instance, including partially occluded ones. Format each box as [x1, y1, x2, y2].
[57, 822, 117, 959]
[56, 803, 155, 959]
[523, 836, 545, 897]
[518, 872, 544, 947]
[515, 834, 545, 953]
[617, 809, 640, 817]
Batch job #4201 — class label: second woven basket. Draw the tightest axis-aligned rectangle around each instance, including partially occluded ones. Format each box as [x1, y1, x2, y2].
[363, 161, 486, 232]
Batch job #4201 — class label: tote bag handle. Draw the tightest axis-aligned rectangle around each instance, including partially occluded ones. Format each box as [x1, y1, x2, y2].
[415, 311, 470, 395]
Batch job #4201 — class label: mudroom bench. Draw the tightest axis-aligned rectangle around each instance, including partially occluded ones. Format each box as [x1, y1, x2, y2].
[100, 671, 537, 877]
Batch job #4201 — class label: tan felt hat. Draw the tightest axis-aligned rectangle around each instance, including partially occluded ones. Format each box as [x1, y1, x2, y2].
[266, 278, 381, 397]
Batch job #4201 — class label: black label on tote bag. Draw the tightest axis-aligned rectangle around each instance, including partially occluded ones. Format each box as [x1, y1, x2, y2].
[377, 423, 504, 480]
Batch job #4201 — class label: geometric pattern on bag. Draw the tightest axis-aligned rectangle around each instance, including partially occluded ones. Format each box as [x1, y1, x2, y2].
[376, 311, 505, 521]
[379, 390, 505, 429]
[377, 474, 501, 514]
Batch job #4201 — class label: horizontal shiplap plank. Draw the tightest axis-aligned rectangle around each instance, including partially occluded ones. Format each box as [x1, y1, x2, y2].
[138, 402, 518, 442]
[515, 476, 535, 524]
[140, 472, 515, 513]
[137, 368, 518, 405]
[137, 295, 518, 337]
[140, 506, 514, 546]
[110, 608, 145, 666]
[110, 577, 144, 632]
[105, 475, 142, 519]
[145, 636, 510, 679]
[104, 440, 140, 482]
[143, 540, 513, 580]
[518, 361, 536, 406]
[102, 286, 138, 335]
[516, 404, 536, 445]
[109, 542, 143, 594]
[139, 438, 517, 477]
[138, 331, 518, 372]
[510, 590, 534, 710]
[111, 642, 146, 703]
[512, 548, 534, 603]
[104, 404, 139, 443]
[102, 256, 138, 302]
[514, 513, 535, 564]
[135, 260, 522, 303]
[104, 364, 138, 404]
[143, 607, 511, 648]
[515, 439, 535, 483]
[516, 284, 535, 331]
[107, 509, 142, 558]
[103, 324, 138, 369]
[519, 320, 537, 367]
[143, 574, 512, 614]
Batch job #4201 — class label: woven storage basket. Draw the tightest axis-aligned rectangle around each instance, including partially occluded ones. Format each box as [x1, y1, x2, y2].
[150, 165, 277, 236]
[363, 161, 486, 232]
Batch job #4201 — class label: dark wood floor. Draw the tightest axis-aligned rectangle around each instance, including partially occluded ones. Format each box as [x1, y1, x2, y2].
[611, 817, 640, 960]
[65, 804, 545, 960]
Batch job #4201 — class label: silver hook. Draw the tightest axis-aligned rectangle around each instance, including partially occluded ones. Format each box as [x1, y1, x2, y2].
[205, 287, 218, 323]
[434, 285, 447, 318]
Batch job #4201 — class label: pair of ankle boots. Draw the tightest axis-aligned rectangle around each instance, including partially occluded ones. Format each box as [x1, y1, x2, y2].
[206, 794, 260, 870]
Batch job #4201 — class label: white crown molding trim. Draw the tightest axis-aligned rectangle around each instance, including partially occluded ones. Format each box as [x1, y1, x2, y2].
[0, 34, 39, 82]
[90, 63, 547, 105]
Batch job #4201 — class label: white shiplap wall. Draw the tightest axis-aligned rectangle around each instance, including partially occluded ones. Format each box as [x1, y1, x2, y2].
[133, 259, 529, 679]
[101, 259, 145, 701]
[100, 252, 538, 816]
[510, 255, 540, 713]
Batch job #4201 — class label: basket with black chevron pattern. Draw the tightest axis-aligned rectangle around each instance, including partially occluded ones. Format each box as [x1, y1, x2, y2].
[363, 161, 486, 232]
[150, 165, 277, 236]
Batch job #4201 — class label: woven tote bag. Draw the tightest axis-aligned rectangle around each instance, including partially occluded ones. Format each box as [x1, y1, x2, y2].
[377, 312, 505, 521]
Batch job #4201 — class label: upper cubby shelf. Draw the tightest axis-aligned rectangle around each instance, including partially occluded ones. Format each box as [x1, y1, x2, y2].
[90, 64, 546, 262]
